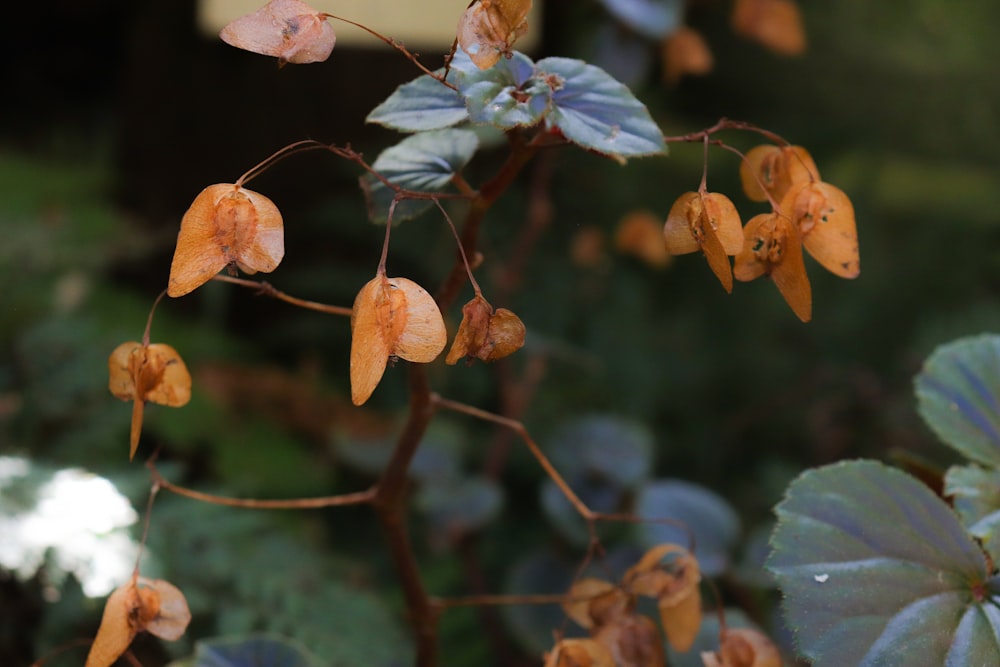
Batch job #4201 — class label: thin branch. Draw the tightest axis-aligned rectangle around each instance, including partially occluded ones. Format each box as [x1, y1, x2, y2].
[236, 139, 328, 187]
[211, 275, 353, 317]
[433, 592, 590, 609]
[148, 461, 375, 509]
[434, 198, 481, 295]
[141, 290, 167, 346]
[321, 13, 458, 91]
[435, 130, 540, 309]
[432, 394, 594, 521]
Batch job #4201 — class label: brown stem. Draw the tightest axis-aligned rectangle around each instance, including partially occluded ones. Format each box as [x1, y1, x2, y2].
[373, 365, 440, 666]
[321, 13, 458, 91]
[149, 461, 375, 509]
[435, 131, 539, 309]
[211, 275, 353, 317]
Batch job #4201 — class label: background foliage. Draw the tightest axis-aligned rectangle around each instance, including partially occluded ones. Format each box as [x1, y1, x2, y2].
[3, 1, 1000, 665]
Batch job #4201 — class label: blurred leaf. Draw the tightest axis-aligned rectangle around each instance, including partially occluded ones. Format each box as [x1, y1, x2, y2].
[212, 417, 331, 497]
[547, 414, 656, 488]
[945, 464, 1000, 565]
[541, 475, 622, 546]
[589, 22, 654, 88]
[416, 475, 504, 543]
[635, 480, 740, 576]
[916, 334, 1000, 466]
[366, 72, 469, 132]
[597, 0, 682, 39]
[332, 416, 464, 481]
[186, 634, 321, 667]
[360, 129, 479, 224]
[768, 460, 999, 666]
[538, 57, 667, 160]
[502, 549, 584, 654]
[147, 499, 413, 666]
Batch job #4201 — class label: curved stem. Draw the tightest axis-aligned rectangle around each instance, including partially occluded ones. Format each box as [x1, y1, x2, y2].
[149, 461, 375, 509]
[211, 275, 353, 317]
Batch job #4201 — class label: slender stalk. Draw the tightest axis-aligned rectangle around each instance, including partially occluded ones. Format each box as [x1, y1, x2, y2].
[149, 461, 375, 509]
[211, 275, 353, 317]
[435, 131, 539, 309]
[372, 365, 439, 666]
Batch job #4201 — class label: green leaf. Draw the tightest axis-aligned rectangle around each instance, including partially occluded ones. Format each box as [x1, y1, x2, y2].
[191, 635, 321, 667]
[635, 479, 740, 576]
[768, 460, 999, 667]
[360, 129, 479, 224]
[366, 73, 469, 132]
[945, 464, 1000, 564]
[536, 57, 666, 160]
[540, 475, 622, 547]
[598, 0, 683, 40]
[416, 476, 504, 542]
[547, 414, 655, 488]
[916, 334, 1000, 466]
[459, 51, 550, 129]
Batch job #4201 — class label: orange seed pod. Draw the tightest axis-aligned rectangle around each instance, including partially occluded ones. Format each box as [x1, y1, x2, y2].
[457, 0, 532, 69]
[220, 0, 336, 65]
[168, 183, 284, 298]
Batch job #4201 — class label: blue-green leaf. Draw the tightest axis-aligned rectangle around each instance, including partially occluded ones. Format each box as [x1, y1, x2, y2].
[768, 460, 999, 667]
[192, 635, 321, 667]
[945, 464, 1000, 564]
[536, 57, 666, 160]
[916, 334, 1000, 466]
[366, 73, 468, 132]
[416, 476, 504, 540]
[360, 129, 478, 224]
[459, 51, 550, 129]
[546, 414, 655, 488]
[541, 475, 622, 547]
[597, 0, 683, 40]
[635, 479, 740, 576]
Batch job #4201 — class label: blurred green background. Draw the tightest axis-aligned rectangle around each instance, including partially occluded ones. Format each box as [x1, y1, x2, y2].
[2, 1, 999, 665]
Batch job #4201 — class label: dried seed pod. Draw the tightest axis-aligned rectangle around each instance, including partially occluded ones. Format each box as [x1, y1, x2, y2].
[734, 212, 811, 322]
[544, 638, 617, 667]
[701, 628, 782, 667]
[731, 0, 806, 56]
[739, 145, 818, 203]
[615, 209, 671, 268]
[350, 274, 447, 405]
[108, 342, 192, 459]
[594, 613, 666, 667]
[622, 544, 702, 653]
[85, 577, 191, 667]
[662, 26, 714, 86]
[563, 578, 631, 630]
[446, 295, 526, 365]
[220, 0, 336, 65]
[664, 191, 743, 292]
[457, 0, 532, 69]
[781, 181, 859, 278]
[168, 183, 284, 297]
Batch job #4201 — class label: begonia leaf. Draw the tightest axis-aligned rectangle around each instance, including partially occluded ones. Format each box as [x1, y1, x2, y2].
[366, 72, 469, 132]
[360, 129, 478, 224]
[597, 0, 683, 40]
[916, 334, 1000, 467]
[768, 460, 1000, 667]
[537, 57, 667, 161]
